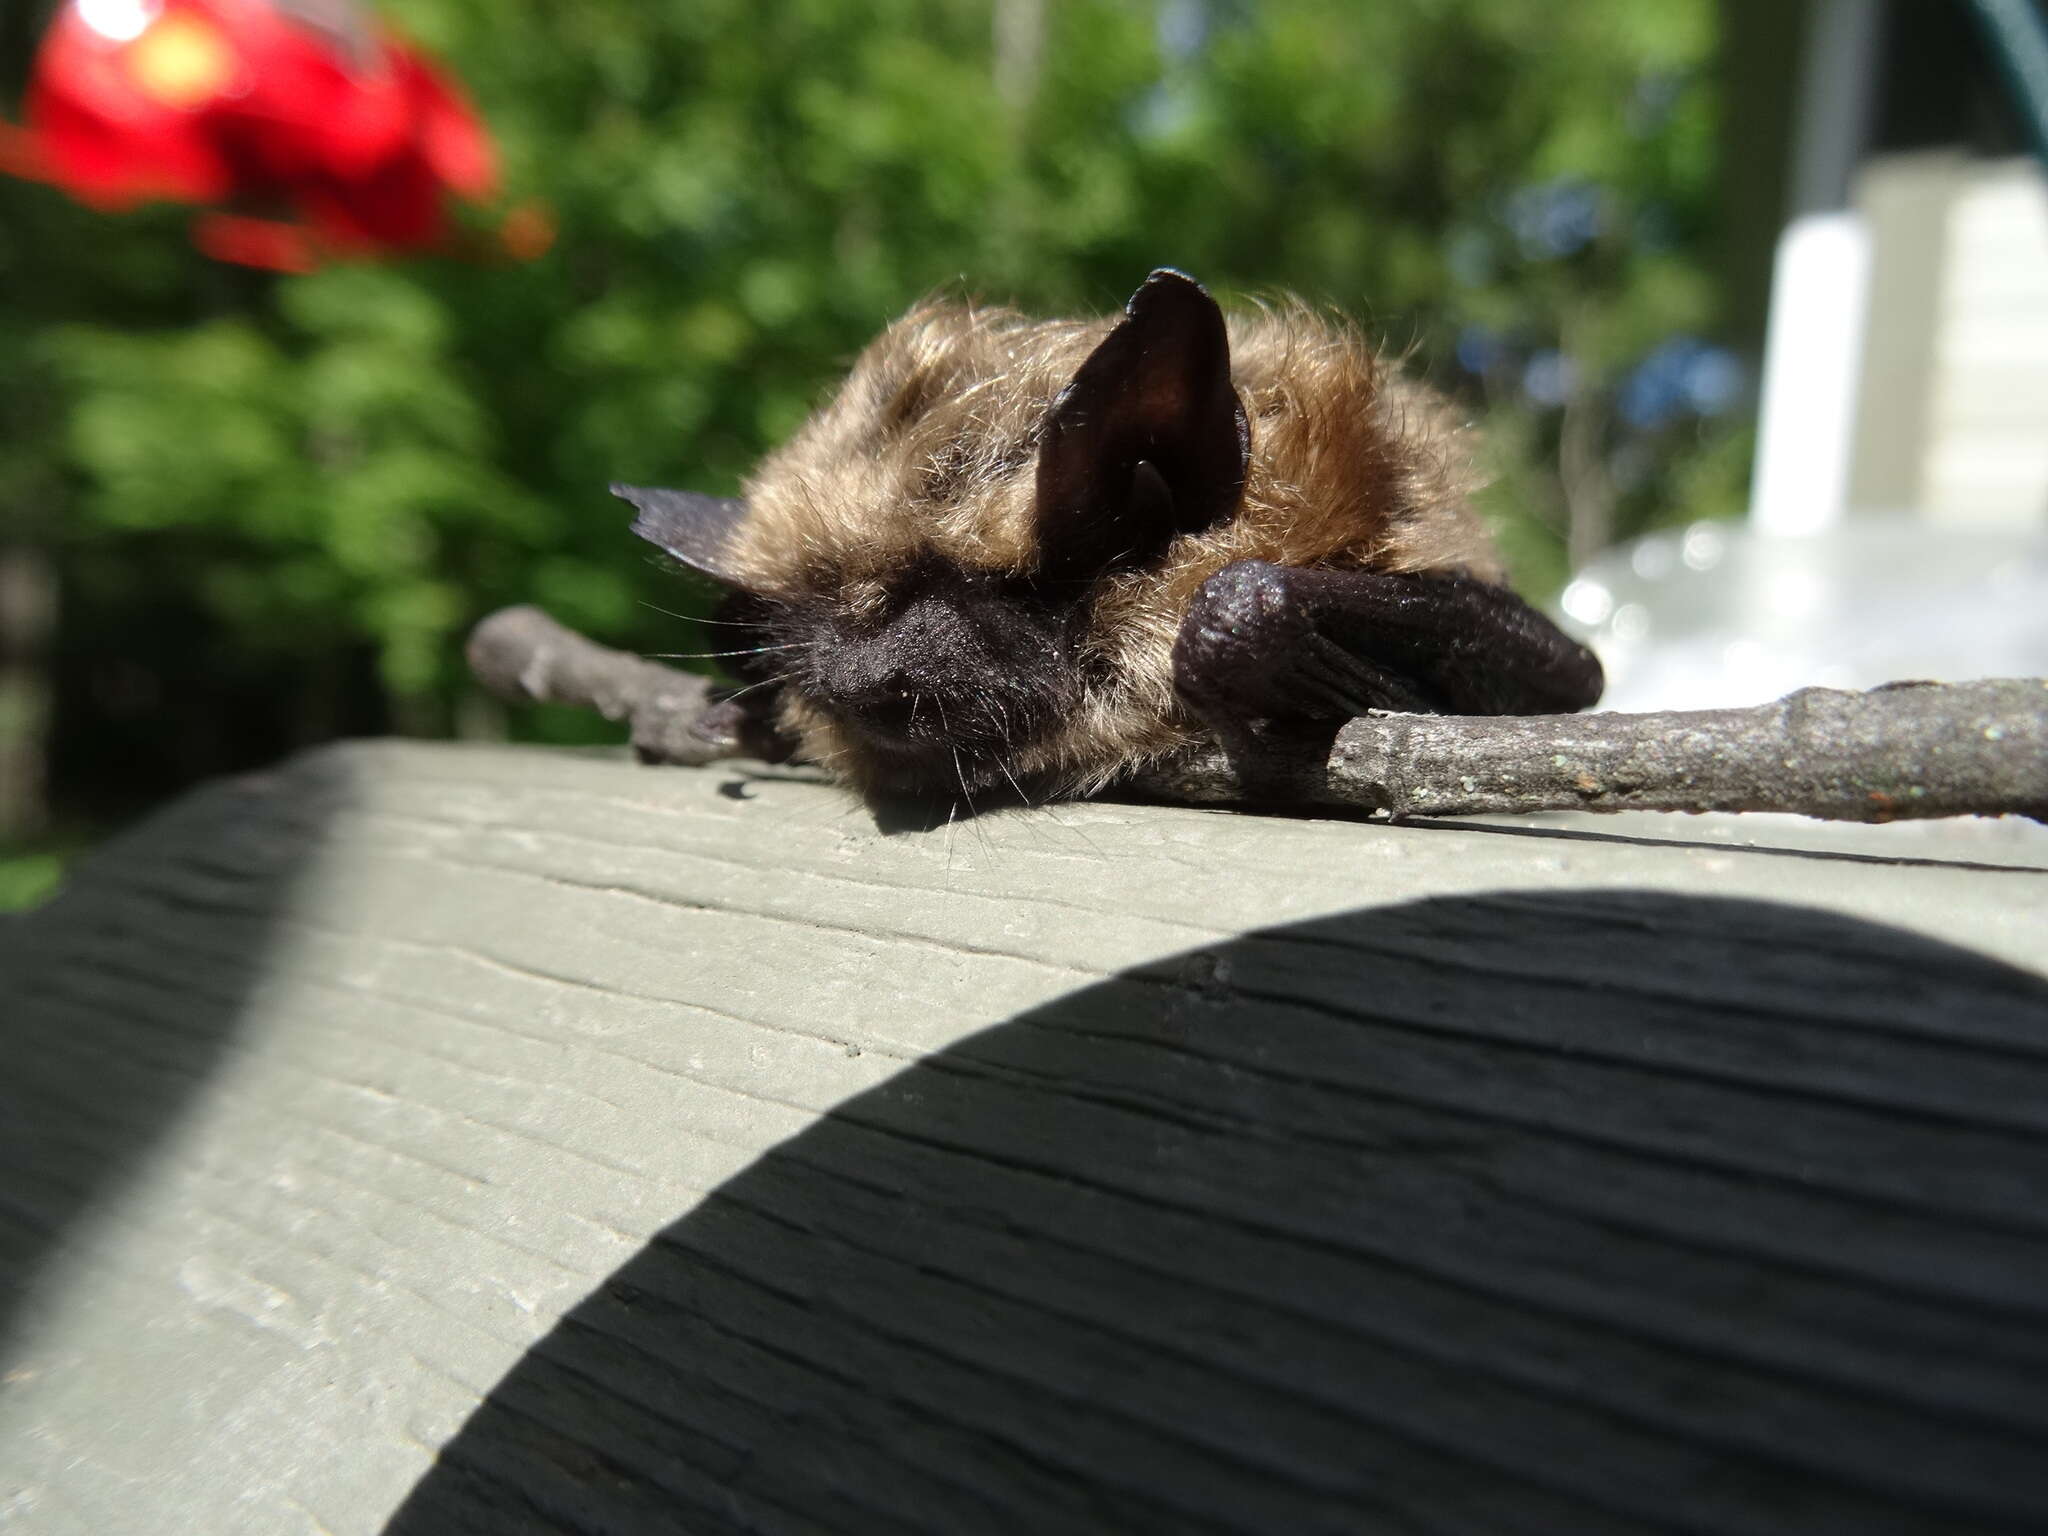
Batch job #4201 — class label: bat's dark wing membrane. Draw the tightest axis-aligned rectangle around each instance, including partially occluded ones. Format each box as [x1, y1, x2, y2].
[615, 483, 798, 760]
[1173, 560, 1603, 757]
[613, 484, 753, 589]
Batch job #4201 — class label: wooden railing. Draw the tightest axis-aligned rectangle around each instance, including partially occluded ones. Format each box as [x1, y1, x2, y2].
[5, 740, 2047, 1533]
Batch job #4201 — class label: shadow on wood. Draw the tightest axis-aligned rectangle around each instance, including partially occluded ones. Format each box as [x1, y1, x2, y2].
[382, 890, 2048, 1536]
[0, 762, 334, 1354]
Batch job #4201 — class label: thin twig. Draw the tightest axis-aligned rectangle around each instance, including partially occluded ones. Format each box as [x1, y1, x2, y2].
[467, 605, 725, 765]
[467, 605, 2048, 823]
[1137, 683, 2048, 823]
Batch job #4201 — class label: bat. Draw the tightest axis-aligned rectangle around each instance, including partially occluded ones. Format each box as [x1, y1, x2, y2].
[615, 269, 1601, 800]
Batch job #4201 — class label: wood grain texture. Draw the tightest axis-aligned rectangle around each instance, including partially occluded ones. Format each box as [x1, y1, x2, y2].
[3, 742, 2047, 1535]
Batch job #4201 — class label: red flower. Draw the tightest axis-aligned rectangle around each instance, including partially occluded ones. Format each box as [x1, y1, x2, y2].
[1, 0, 544, 269]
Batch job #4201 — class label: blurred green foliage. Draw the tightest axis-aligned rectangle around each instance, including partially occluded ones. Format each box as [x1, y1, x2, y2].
[0, 849, 65, 912]
[0, 0, 1747, 865]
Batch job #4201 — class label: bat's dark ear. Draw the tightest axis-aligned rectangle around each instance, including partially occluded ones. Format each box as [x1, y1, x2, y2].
[1033, 269, 1250, 585]
[613, 483, 754, 590]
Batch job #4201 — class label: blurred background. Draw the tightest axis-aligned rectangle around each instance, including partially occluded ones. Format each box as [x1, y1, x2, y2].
[2, 0, 2044, 906]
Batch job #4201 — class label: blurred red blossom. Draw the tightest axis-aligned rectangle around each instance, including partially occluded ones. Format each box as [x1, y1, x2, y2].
[0, 0, 549, 270]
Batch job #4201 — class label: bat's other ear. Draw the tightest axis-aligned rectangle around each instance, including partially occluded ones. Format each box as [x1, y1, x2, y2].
[1034, 269, 1250, 585]
[613, 483, 755, 590]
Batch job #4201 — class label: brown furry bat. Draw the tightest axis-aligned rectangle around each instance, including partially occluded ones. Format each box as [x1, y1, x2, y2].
[617, 270, 1600, 800]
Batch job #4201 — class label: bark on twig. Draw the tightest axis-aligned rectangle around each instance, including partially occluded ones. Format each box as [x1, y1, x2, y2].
[1141, 685, 2048, 822]
[468, 605, 2048, 823]
[467, 605, 725, 766]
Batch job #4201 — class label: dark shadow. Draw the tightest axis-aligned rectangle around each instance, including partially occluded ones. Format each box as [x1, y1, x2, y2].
[385, 890, 2048, 1535]
[0, 757, 338, 1352]
[863, 786, 1041, 837]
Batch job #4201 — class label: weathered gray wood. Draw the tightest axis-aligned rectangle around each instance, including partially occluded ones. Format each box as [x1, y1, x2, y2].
[3, 742, 2048, 1535]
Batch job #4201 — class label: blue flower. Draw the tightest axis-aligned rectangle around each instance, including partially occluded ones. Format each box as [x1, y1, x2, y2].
[1619, 337, 1745, 428]
[1681, 345, 1744, 416]
[1504, 179, 1606, 261]
[1455, 324, 1504, 376]
[1522, 349, 1577, 408]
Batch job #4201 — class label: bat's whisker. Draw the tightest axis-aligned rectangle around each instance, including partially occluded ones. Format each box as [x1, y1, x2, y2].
[645, 643, 805, 660]
[996, 757, 1033, 808]
[718, 673, 790, 701]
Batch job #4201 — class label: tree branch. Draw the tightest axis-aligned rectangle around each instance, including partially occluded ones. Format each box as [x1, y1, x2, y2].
[468, 605, 2048, 823]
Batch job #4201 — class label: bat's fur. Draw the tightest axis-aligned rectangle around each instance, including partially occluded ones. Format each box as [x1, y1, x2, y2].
[709, 289, 1505, 798]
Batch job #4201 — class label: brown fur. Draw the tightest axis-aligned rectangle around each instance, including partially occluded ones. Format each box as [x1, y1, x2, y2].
[726, 292, 1505, 795]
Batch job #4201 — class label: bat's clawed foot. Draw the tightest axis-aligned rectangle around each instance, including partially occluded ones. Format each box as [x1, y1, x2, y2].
[1172, 560, 1429, 795]
[1174, 559, 1440, 722]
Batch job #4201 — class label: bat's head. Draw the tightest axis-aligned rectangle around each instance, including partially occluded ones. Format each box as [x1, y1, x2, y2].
[618, 269, 1250, 796]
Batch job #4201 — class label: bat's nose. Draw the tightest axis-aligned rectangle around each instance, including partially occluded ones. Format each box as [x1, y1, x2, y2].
[852, 680, 919, 734]
[818, 649, 940, 740]
[821, 591, 989, 739]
